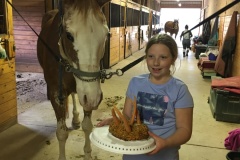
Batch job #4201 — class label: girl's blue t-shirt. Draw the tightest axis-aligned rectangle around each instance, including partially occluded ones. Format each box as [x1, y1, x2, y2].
[123, 74, 194, 160]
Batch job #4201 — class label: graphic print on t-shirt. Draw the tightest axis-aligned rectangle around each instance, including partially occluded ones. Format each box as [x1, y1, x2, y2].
[137, 92, 169, 126]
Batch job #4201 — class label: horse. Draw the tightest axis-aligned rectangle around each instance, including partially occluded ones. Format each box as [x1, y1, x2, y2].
[37, 0, 110, 159]
[164, 20, 179, 39]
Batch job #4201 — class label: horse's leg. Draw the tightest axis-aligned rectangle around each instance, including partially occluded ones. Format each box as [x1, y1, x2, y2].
[82, 110, 93, 160]
[71, 93, 81, 129]
[56, 118, 68, 160]
[50, 92, 69, 160]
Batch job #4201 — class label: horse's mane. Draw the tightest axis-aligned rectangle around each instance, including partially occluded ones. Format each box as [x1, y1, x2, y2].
[64, 0, 105, 22]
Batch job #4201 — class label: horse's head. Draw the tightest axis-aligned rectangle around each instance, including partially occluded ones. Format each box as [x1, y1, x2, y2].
[174, 19, 179, 26]
[59, 0, 110, 111]
[173, 19, 179, 31]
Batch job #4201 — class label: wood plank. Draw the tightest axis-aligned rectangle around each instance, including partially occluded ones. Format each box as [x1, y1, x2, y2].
[13, 0, 44, 2]
[0, 81, 16, 95]
[13, 20, 43, 27]
[13, 15, 43, 22]
[0, 116, 17, 133]
[16, 63, 43, 73]
[14, 0, 44, 1]
[0, 90, 17, 105]
[15, 52, 37, 58]
[14, 43, 37, 50]
[12, 6, 43, 12]
[15, 50, 37, 55]
[14, 29, 41, 35]
[13, 1, 44, 6]
[0, 0, 17, 133]
[0, 72, 16, 85]
[0, 62, 15, 76]
[110, 39, 120, 48]
[13, 40, 37, 45]
[13, 10, 43, 17]
[125, 38, 132, 58]
[109, 27, 121, 66]
[15, 52, 38, 57]
[12, 0, 45, 72]
[0, 107, 17, 125]
[5, 37, 16, 58]
[0, 98, 17, 114]
[0, 57, 15, 65]
[13, 26, 41, 32]
[110, 29, 119, 36]
[110, 47, 119, 66]
[13, 35, 38, 41]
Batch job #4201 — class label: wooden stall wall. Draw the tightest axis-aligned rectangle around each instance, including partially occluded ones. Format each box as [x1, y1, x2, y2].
[125, 2, 141, 58]
[0, 58, 16, 132]
[0, 0, 17, 132]
[203, 0, 240, 76]
[12, 0, 44, 72]
[139, 7, 149, 50]
[109, 1, 125, 66]
[10, 0, 160, 69]
[109, 0, 144, 66]
[106, 0, 160, 67]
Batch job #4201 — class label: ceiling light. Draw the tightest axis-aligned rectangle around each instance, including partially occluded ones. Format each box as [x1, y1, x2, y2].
[178, 3, 182, 7]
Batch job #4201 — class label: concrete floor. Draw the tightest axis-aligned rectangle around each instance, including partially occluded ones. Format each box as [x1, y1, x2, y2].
[0, 49, 239, 160]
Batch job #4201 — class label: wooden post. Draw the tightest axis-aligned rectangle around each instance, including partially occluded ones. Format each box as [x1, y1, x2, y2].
[0, 0, 17, 133]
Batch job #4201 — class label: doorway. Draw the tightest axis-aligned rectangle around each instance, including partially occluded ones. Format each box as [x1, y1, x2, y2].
[160, 8, 201, 47]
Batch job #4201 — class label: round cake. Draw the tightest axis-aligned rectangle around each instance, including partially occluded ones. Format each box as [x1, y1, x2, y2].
[109, 121, 149, 141]
[108, 105, 149, 141]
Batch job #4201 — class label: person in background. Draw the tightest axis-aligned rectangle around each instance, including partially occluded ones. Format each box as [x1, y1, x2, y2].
[180, 25, 193, 57]
[97, 33, 194, 160]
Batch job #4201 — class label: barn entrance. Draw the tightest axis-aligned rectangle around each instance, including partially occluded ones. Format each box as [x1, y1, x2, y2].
[160, 8, 201, 47]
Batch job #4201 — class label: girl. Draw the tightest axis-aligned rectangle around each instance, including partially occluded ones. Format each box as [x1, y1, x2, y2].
[97, 34, 194, 160]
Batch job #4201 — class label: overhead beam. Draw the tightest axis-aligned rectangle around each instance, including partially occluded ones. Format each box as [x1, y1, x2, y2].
[160, 1, 202, 8]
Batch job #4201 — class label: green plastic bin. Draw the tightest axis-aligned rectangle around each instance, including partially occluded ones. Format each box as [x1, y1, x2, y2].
[209, 88, 240, 123]
[226, 152, 240, 160]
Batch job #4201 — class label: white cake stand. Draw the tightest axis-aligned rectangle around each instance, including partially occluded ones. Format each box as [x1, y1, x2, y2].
[90, 126, 156, 155]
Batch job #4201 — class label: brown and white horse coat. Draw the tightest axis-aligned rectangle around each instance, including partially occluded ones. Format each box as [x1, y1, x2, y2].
[37, 0, 110, 159]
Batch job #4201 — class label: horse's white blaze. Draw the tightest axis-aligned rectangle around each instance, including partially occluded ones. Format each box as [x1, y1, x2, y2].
[64, 7, 108, 110]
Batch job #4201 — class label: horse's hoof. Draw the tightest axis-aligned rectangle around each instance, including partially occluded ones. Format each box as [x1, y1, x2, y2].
[84, 155, 92, 160]
[72, 121, 81, 129]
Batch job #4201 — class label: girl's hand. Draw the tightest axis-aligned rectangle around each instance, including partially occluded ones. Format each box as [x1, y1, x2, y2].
[148, 131, 167, 155]
[96, 118, 113, 127]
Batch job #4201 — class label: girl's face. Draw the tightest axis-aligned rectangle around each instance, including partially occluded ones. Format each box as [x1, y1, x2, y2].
[146, 43, 174, 84]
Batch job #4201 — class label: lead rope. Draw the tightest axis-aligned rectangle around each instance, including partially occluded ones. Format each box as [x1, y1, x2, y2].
[100, 55, 144, 81]
[58, 0, 64, 105]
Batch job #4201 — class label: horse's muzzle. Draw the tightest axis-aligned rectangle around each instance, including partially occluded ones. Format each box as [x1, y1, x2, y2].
[81, 92, 103, 111]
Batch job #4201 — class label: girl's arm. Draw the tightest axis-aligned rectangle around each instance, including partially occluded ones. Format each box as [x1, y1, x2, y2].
[122, 97, 134, 119]
[149, 107, 193, 154]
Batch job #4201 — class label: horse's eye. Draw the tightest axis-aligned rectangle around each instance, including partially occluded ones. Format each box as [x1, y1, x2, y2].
[66, 32, 74, 42]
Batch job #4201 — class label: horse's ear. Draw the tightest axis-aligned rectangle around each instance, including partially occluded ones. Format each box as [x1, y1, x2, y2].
[96, 0, 111, 8]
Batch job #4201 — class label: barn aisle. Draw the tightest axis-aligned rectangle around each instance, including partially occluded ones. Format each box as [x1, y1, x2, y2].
[0, 48, 239, 160]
